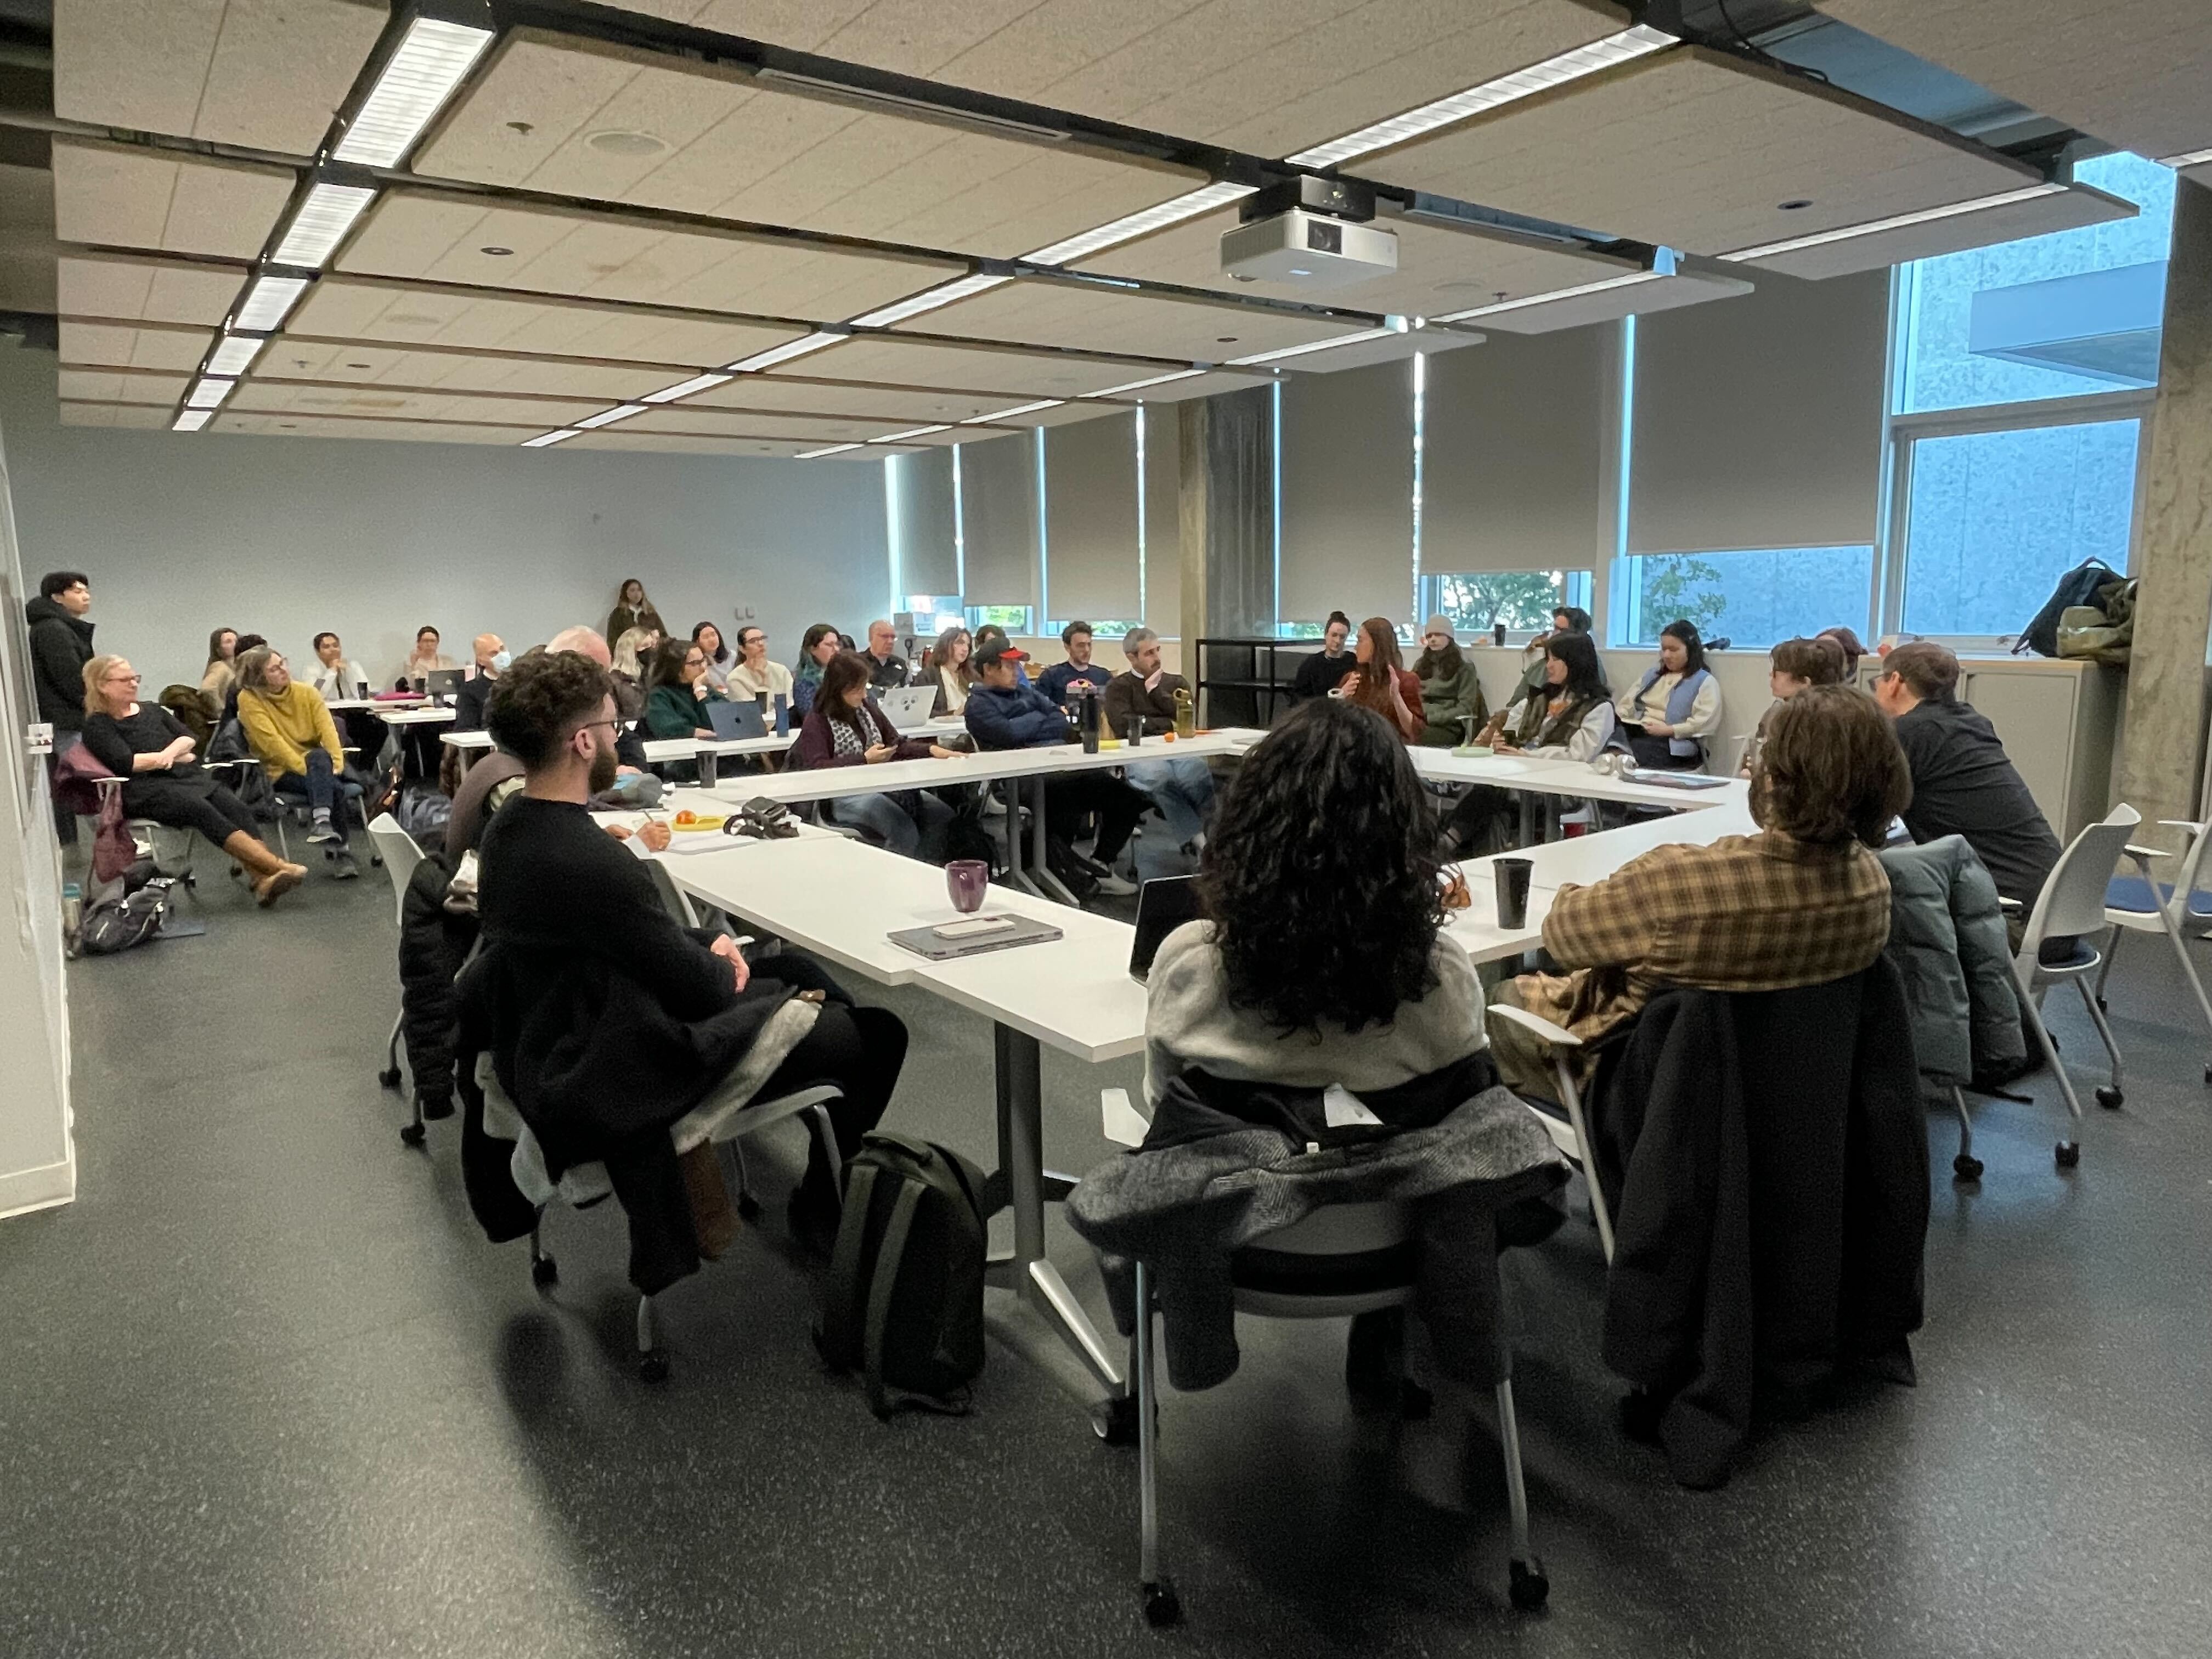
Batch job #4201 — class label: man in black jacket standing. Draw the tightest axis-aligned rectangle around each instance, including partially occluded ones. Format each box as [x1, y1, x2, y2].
[26, 571, 94, 842]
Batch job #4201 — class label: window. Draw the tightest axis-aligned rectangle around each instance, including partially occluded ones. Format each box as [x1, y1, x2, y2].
[1897, 420, 2139, 636]
[966, 604, 1034, 634]
[904, 595, 965, 638]
[1898, 152, 2176, 413]
[1424, 570, 1593, 637]
[1042, 618, 1146, 641]
[1621, 548, 1874, 648]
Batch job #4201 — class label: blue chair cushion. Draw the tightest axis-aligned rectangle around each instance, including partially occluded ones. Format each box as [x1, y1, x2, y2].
[2105, 875, 2212, 916]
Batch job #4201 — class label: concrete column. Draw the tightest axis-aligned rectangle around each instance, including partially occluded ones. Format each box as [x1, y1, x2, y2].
[2119, 177, 2212, 845]
[1178, 385, 1277, 718]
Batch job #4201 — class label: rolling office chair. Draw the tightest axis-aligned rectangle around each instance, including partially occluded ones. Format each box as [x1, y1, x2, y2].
[2100, 816, 2212, 1081]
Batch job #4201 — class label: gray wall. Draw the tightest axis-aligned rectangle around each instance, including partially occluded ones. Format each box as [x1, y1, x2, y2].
[0, 347, 893, 693]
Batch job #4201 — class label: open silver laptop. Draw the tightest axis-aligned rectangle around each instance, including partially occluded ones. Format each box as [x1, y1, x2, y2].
[876, 685, 939, 728]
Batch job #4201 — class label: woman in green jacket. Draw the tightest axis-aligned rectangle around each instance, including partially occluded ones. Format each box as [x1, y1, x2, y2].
[642, 636, 727, 740]
[1412, 617, 1488, 747]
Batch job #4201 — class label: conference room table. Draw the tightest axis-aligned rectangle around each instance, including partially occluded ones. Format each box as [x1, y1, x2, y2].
[640, 714, 966, 769]
[617, 785, 1758, 1411]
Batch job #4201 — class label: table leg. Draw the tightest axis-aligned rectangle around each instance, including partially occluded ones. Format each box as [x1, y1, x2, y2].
[1028, 774, 1083, 908]
[1517, 792, 1538, 849]
[981, 1023, 1124, 1394]
[1002, 780, 1046, 899]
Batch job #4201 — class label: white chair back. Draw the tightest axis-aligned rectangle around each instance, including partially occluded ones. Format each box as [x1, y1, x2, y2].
[2022, 804, 2140, 958]
[366, 812, 426, 926]
[2162, 820, 2212, 927]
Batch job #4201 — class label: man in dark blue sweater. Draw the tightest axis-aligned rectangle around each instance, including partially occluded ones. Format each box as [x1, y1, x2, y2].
[1036, 620, 1115, 706]
[966, 642, 1144, 895]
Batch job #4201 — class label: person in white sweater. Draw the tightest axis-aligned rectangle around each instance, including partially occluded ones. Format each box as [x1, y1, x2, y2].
[1616, 619, 1723, 771]
[1144, 695, 1487, 1107]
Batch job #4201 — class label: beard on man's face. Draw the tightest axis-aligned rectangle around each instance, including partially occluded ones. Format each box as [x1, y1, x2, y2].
[587, 736, 619, 795]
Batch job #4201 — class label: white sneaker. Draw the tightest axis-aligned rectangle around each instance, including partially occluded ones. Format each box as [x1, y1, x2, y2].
[307, 814, 343, 844]
[1092, 871, 1137, 897]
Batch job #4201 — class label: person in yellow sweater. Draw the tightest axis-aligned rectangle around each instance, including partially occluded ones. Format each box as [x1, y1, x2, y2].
[235, 646, 360, 879]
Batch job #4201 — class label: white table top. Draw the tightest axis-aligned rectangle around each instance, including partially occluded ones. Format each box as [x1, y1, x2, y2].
[441, 729, 494, 749]
[1407, 747, 1750, 811]
[381, 705, 456, 726]
[700, 730, 1246, 808]
[326, 695, 428, 712]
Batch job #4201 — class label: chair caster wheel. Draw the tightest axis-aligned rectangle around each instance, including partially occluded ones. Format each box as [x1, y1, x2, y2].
[1092, 1394, 1140, 1446]
[399, 1121, 426, 1148]
[1141, 1579, 1182, 1628]
[531, 1255, 558, 1288]
[1509, 1557, 1550, 1611]
[2203, 1064, 2212, 1085]
[2055, 1139, 2080, 1169]
[735, 1192, 762, 1222]
[639, 1350, 670, 1384]
[1952, 1154, 1984, 1182]
[378, 1066, 402, 1090]
[2095, 995, 2107, 1011]
[2096, 1086, 2123, 1109]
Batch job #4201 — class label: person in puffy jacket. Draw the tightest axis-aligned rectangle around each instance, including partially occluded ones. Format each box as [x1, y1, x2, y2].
[1411, 617, 1487, 747]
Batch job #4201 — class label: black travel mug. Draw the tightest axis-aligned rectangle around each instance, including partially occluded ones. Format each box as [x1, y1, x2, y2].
[1124, 715, 1142, 747]
[1493, 622, 1508, 647]
[1494, 857, 1534, 929]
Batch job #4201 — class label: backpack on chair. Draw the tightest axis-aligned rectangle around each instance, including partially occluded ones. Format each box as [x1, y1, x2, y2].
[814, 1133, 989, 1418]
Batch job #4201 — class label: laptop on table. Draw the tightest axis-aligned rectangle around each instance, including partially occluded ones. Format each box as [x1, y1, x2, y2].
[1128, 875, 1203, 983]
[706, 699, 770, 741]
[876, 685, 938, 728]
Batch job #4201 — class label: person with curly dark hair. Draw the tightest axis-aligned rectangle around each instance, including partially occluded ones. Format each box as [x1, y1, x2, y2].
[1487, 684, 1907, 1097]
[1143, 696, 1488, 1103]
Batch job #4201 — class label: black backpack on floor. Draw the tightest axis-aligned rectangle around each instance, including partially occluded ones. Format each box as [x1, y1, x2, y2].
[815, 1133, 989, 1418]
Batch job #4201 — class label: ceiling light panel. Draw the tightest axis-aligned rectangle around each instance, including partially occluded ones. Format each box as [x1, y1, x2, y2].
[337, 191, 962, 324]
[574, 403, 649, 428]
[1816, 0, 2212, 167]
[1244, 328, 1488, 374]
[589, 1, 1635, 164]
[291, 275, 810, 366]
[58, 252, 245, 326]
[49, 139, 296, 261]
[59, 321, 216, 373]
[1719, 183, 2136, 280]
[54, 0, 389, 154]
[1090, 368, 1279, 403]
[1358, 46, 2039, 256]
[894, 278, 1360, 363]
[171, 407, 214, 431]
[1077, 206, 1640, 315]
[522, 428, 579, 447]
[850, 274, 1013, 329]
[411, 30, 1210, 259]
[185, 376, 234, 408]
[725, 331, 848, 373]
[273, 182, 380, 268]
[205, 335, 266, 376]
[234, 274, 312, 331]
[1023, 182, 1255, 267]
[332, 14, 496, 167]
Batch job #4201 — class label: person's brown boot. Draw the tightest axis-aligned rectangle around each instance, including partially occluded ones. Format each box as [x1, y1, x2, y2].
[222, 832, 306, 907]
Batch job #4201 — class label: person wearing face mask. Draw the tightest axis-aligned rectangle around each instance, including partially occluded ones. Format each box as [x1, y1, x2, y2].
[453, 633, 511, 731]
[1290, 611, 1357, 699]
[468, 651, 911, 1257]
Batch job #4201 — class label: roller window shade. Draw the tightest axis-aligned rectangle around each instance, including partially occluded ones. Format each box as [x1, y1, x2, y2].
[1045, 411, 1139, 619]
[892, 449, 957, 596]
[1142, 401, 1181, 632]
[1422, 330, 1606, 573]
[1628, 269, 1887, 555]
[958, 432, 1040, 605]
[1279, 360, 1414, 625]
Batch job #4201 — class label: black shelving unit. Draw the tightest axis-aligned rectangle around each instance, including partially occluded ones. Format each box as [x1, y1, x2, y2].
[1194, 637, 1314, 728]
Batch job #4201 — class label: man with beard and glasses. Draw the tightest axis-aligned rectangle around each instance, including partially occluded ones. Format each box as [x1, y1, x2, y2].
[474, 652, 909, 1252]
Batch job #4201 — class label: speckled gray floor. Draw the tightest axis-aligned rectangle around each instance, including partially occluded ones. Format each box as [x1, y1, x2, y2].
[5, 842, 2210, 1658]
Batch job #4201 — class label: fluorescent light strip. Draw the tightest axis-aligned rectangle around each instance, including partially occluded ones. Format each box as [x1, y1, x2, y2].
[574, 404, 648, 430]
[205, 335, 265, 377]
[725, 331, 850, 373]
[272, 182, 377, 268]
[1023, 180, 1258, 267]
[234, 274, 310, 332]
[849, 274, 1011, 329]
[332, 15, 496, 168]
[798, 443, 865, 459]
[642, 373, 733, 404]
[1287, 25, 1675, 169]
[1718, 184, 2064, 262]
[1090, 369, 1204, 397]
[961, 399, 1064, 424]
[1227, 328, 1396, 367]
[2160, 146, 2212, 169]
[871, 425, 951, 444]
[172, 408, 213, 432]
[185, 377, 235, 409]
[522, 430, 580, 448]
[1432, 269, 1660, 321]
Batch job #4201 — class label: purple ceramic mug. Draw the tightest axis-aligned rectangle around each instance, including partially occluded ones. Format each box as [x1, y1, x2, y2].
[946, 859, 990, 913]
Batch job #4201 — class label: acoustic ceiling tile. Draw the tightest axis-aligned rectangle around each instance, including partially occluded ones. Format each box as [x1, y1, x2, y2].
[59, 320, 215, 372]
[290, 275, 806, 366]
[1723, 182, 2139, 280]
[55, 367, 190, 404]
[791, 334, 1172, 398]
[60, 399, 177, 428]
[902, 277, 1359, 361]
[690, 376, 1036, 422]
[1090, 366, 1279, 402]
[622, 405, 941, 443]
[226, 379, 608, 428]
[562, 430, 834, 457]
[415, 31, 1205, 258]
[1817, 0, 2212, 166]
[58, 252, 245, 326]
[54, 0, 388, 154]
[50, 139, 297, 262]
[210, 411, 530, 443]
[1360, 46, 2038, 255]
[253, 340, 676, 401]
[1079, 207, 1639, 317]
[337, 191, 961, 323]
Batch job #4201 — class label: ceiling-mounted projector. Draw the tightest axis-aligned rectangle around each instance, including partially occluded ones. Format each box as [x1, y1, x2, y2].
[1221, 176, 1397, 292]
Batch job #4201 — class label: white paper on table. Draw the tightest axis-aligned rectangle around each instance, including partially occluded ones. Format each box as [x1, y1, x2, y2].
[1323, 1083, 1383, 1128]
[1101, 1086, 1151, 1148]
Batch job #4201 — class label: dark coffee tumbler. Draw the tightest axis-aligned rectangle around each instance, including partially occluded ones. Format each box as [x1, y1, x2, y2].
[946, 859, 990, 913]
[1494, 857, 1534, 929]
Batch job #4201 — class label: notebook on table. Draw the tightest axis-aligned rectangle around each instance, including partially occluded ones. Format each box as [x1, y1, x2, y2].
[706, 698, 769, 741]
[888, 913, 1064, 960]
[1622, 768, 1733, 790]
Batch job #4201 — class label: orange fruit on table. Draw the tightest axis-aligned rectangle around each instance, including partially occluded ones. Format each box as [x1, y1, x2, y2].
[674, 809, 697, 826]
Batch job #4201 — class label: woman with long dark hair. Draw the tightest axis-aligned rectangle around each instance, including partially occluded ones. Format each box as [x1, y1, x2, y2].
[200, 625, 240, 708]
[642, 635, 727, 740]
[1616, 618, 1723, 771]
[918, 624, 975, 715]
[790, 650, 957, 859]
[1337, 616, 1421, 742]
[690, 621, 734, 694]
[1445, 633, 1622, 855]
[607, 577, 665, 647]
[791, 622, 841, 716]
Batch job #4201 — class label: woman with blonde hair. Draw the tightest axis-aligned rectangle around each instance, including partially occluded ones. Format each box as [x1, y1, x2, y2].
[78, 653, 305, 905]
[610, 623, 660, 718]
